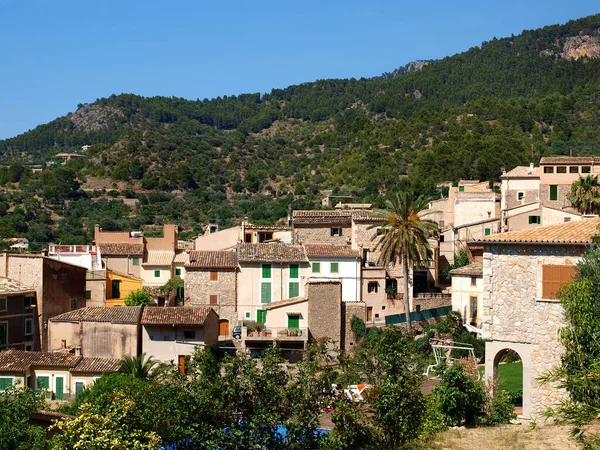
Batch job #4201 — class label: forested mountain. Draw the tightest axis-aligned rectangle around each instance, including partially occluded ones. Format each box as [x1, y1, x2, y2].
[1, 14, 600, 247]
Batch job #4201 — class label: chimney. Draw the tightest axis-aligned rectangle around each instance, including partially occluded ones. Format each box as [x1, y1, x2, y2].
[501, 167, 506, 176]
[74, 347, 82, 356]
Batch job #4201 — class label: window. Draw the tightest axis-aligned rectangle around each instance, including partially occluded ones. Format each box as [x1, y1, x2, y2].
[0, 298, 5, 311]
[132, 258, 140, 266]
[209, 295, 218, 305]
[245, 311, 251, 319]
[330, 262, 339, 274]
[25, 345, 32, 351]
[459, 186, 465, 192]
[245, 232, 253, 243]
[0, 323, 6, 346]
[570, 166, 579, 174]
[543, 265, 577, 299]
[557, 166, 567, 173]
[175, 267, 182, 276]
[582, 166, 591, 174]
[312, 262, 321, 274]
[287, 315, 300, 329]
[385, 279, 397, 294]
[258, 232, 273, 242]
[262, 264, 271, 279]
[544, 166, 554, 173]
[24, 297, 34, 310]
[330, 227, 343, 236]
[209, 226, 217, 234]
[154, 270, 161, 278]
[85, 290, 91, 300]
[440, 234, 445, 243]
[261, 282, 271, 304]
[70, 299, 77, 310]
[0, 377, 13, 390]
[209, 270, 218, 281]
[382, 305, 386, 310]
[289, 282, 299, 298]
[289, 264, 299, 279]
[529, 215, 541, 224]
[484, 228, 491, 236]
[74, 381, 85, 397]
[564, 217, 571, 223]
[25, 318, 33, 336]
[416, 305, 421, 312]
[111, 280, 121, 299]
[438, 220, 445, 228]
[471, 277, 477, 287]
[257, 309, 267, 323]
[367, 282, 378, 293]
[470, 296, 478, 320]
[517, 192, 524, 201]
[183, 330, 196, 340]
[550, 185, 558, 201]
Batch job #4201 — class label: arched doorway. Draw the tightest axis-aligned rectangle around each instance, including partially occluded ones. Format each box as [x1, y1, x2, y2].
[219, 319, 230, 337]
[485, 341, 532, 417]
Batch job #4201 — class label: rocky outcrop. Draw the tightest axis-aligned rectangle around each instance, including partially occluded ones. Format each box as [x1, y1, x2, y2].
[561, 32, 600, 60]
[70, 104, 125, 132]
[375, 60, 433, 80]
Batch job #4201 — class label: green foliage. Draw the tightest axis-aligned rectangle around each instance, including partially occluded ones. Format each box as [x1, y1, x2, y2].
[123, 289, 153, 306]
[350, 315, 366, 341]
[569, 175, 600, 215]
[119, 353, 158, 379]
[433, 363, 488, 426]
[0, 385, 47, 450]
[483, 390, 517, 426]
[443, 249, 470, 280]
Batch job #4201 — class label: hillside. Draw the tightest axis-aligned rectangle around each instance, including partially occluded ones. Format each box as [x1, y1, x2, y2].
[1, 14, 600, 247]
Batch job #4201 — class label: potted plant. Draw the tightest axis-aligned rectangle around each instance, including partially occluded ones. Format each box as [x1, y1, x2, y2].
[255, 323, 265, 336]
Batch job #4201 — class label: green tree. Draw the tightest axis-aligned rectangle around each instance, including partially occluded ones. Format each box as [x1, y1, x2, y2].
[0, 385, 46, 450]
[370, 191, 439, 331]
[119, 353, 158, 379]
[124, 289, 153, 306]
[568, 175, 600, 215]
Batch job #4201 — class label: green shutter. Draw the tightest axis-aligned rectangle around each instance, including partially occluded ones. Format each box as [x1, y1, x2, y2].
[75, 382, 85, 397]
[111, 280, 121, 299]
[262, 264, 271, 279]
[289, 282, 299, 298]
[528, 216, 532, 224]
[55, 377, 64, 400]
[85, 290, 91, 300]
[25, 319, 32, 335]
[261, 282, 271, 304]
[459, 186, 465, 192]
[257, 309, 267, 323]
[37, 376, 49, 391]
[288, 315, 300, 329]
[289, 264, 299, 279]
[550, 185, 558, 201]
[330, 262, 339, 273]
[312, 262, 320, 273]
[0, 377, 12, 390]
[176, 267, 182, 276]
[132, 258, 140, 266]
[154, 270, 161, 278]
[484, 228, 491, 236]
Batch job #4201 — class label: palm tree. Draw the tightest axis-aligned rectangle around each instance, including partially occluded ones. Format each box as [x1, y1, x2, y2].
[119, 353, 158, 379]
[569, 175, 600, 215]
[370, 191, 439, 332]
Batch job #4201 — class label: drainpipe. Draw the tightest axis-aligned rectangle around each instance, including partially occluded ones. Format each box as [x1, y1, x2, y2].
[280, 263, 283, 301]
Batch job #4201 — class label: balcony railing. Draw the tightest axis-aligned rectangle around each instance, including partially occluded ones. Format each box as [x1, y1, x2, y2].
[243, 327, 308, 340]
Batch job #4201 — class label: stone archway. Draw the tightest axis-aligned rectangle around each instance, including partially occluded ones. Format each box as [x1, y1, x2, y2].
[485, 341, 532, 418]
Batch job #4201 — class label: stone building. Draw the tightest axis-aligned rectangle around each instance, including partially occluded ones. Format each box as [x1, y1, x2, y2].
[0, 254, 87, 351]
[478, 218, 599, 418]
[0, 277, 37, 351]
[184, 250, 238, 337]
[48, 306, 142, 359]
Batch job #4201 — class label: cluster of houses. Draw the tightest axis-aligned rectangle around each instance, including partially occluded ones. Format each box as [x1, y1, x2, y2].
[0, 156, 597, 418]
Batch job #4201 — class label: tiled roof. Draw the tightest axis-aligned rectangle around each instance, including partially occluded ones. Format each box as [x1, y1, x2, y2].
[98, 243, 144, 256]
[237, 243, 308, 263]
[540, 156, 600, 165]
[141, 307, 213, 325]
[49, 307, 142, 324]
[478, 217, 600, 244]
[0, 277, 36, 295]
[263, 297, 308, 310]
[0, 350, 81, 372]
[173, 252, 189, 264]
[245, 224, 291, 231]
[142, 251, 175, 266]
[501, 166, 541, 178]
[292, 209, 381, 224]
[304, 244, 361, 258]
[449, 261, 483, 277]
[186, 251, 238, 269]
[71, 357, 121, 374]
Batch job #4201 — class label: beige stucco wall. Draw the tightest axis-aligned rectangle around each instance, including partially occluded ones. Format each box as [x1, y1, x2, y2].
[142, 325, 206, 364]
[542, 207, 581, 226]
[86, 270, 106, 307]
[140, 265, 172, 287]
[194, 227, 240, 251]
[501, 177, 540, 210]
[265, 300, 308, 329]
[103, 256, 141, 278]
[451, 274, 483, 326]
[482, 244, 580, 418]
[454, 192, 499, 228]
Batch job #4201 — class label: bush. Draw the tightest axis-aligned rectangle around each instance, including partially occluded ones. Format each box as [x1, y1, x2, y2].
[484, 390, 517, 426]
[351, 316, 366, 341]
[124, 289, 153, 306]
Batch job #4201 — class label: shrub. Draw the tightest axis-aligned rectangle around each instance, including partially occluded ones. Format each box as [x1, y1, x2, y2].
[124, 289, 153, 306]
[484, 390, 517, 425]
[350, 316, 366, 341]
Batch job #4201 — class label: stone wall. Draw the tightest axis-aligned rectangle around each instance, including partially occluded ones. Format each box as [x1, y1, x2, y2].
[505, 189, 539, 210]
[539, 183, 572, 209]
[185, 268, 237, 327]
[342, 302, 366, 351]
[295, 225, 351, 245]
[482, 244, 582, 417]
[308, 281, 342, 347]
[413, 293, 451, 311]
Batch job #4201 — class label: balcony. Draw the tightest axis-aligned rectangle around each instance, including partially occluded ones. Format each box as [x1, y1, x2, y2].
[243, 327, 308, 342]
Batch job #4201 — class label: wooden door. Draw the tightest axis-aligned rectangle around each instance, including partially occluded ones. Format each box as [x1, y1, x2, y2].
[219, 320, 229, 336]
[55, 377, 64, 400]
[178, 355, 185, 374]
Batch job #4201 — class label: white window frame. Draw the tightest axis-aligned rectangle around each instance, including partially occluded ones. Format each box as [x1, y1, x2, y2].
[516, 191, 524, 201]
[245, 311, 251, 319]
[72, 379, 86, 394]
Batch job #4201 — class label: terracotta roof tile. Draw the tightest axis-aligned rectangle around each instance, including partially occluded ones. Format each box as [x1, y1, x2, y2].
[0, 277, 36, 295]
[245, 224, 291, 231]
[49, 307, 142, 324]
[0, 350, 81, 372]
[98, 243, 144, 256]
[501, 166, 541, 178]
[304, 244, 361, 258]
[174, 252, 189, 264]
[71, 357, 121, 374]
[478, 217, 600, 244]
[142, 251, 175, 266]
[141, 307, 213, 325]
[292, 209, 381, 224]
[449, 261, 483, 277]
[237, 243, 307, 263]
[186, 251, 238, 269]
[540, 156, 600, 165]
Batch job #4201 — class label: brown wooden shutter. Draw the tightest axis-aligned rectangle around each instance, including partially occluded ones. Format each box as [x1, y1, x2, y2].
[210, 271, 218, 281]
[210, 295, 218, 305]
[542, 265, 576, 299]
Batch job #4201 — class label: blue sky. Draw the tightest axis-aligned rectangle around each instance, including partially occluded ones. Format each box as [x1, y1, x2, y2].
[0, 0, 598, 139]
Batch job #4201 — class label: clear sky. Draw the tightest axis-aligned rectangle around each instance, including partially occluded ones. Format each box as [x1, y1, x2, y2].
[0, 0, 598, 139]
